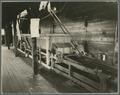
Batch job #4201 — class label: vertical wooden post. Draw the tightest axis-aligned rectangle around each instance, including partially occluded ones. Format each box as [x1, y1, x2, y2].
[32, 37, 39, 75]
[12, 23, 14, 46]
[4, 29, 7, 46]
[98, 72, 107, 92]
[46, 37, 50, 66]
[68, 64, 71, 78]
[13, 19, 18, 57]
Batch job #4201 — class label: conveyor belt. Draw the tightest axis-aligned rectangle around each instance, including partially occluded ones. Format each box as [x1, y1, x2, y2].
[49, 10, 83, 56]
[64, 55, 117, 76]
[56, 62, 100, 83]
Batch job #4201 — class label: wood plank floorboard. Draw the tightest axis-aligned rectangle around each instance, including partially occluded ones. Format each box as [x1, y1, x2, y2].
[1, 46, 88, 93]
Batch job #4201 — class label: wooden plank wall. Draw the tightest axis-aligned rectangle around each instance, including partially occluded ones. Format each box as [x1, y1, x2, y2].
[40, 17, 117, 64]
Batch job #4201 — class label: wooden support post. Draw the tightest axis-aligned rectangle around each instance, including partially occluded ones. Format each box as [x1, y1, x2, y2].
[38, 48, 41, 63]
[13, 19, 18, 57]
[4, 30, 7, 46]
[46, 37, 50, 66]
[11, 23, 14, 46]
[51, 54, 55, 69]
[98, 71, 108, 92]
[32, 38, 39, 76]
[68, 64, 71, 78]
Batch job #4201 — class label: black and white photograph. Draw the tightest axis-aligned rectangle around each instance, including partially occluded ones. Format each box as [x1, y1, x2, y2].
[1, 0, 119, 94]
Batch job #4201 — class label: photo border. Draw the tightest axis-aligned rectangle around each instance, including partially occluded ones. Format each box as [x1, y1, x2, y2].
[0, 0, 119, 95]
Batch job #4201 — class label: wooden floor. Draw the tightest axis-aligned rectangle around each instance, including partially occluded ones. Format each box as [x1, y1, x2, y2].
[1, 46, 88, 93]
